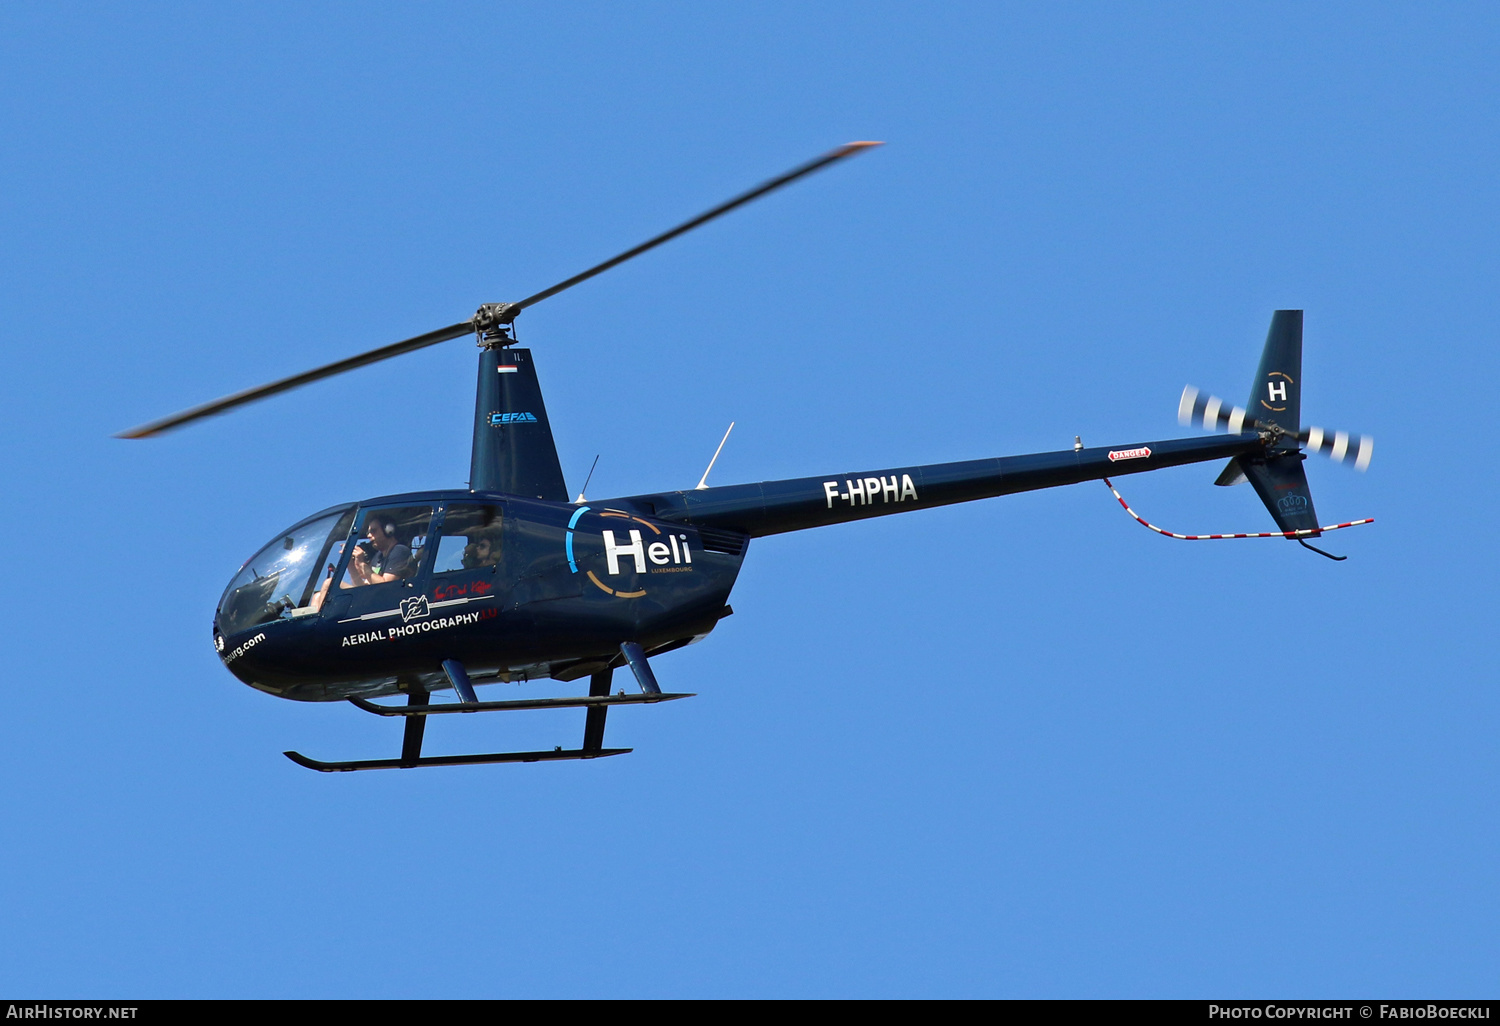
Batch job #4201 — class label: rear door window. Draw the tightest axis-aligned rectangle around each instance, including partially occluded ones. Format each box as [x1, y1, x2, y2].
[432, 504, 504, 574]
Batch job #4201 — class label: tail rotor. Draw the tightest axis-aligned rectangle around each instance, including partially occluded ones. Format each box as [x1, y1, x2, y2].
[1179, 384, 1373, 472]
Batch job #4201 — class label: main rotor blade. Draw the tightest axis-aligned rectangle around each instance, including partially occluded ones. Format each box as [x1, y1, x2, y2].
[118, 142, 881, 439]
[511, 141, 883, 312]
[116, 320, 474, 438]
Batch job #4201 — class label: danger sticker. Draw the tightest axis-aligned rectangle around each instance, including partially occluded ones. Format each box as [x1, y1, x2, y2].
[1107, 447, 1152, 462]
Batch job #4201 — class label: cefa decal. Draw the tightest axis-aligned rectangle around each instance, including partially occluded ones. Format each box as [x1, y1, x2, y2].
[488, 411, 538, 426]
[1107, 447, 1152, 462]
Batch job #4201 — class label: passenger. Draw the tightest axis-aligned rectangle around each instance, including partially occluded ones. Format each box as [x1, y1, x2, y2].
[461, 529, 502, 569]
[344, 516, 414, 587]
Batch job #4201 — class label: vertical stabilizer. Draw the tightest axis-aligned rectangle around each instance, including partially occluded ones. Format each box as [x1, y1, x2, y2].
[470, 346, 569, 500]
[1238, 311, 1320, 536]
[1249, 310, 1302, 445]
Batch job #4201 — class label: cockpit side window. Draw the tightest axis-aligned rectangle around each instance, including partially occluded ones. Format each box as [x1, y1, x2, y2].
[340, 505, 434, 590]
[218, 506, 356, 636]
[432, 504, 503, 574]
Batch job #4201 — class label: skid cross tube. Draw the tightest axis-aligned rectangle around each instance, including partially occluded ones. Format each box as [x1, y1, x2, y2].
[619, 642, 663, 695]
[399, 687, 428, 767]
[582, 668, 613, 754]
[348, 692, 694, 716]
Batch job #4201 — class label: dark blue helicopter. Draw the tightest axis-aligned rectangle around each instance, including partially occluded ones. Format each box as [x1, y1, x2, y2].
[121, 143, 1372, 772]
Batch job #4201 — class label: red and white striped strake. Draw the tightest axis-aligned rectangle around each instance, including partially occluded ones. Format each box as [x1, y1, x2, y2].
[1102, 477, 1374, 541]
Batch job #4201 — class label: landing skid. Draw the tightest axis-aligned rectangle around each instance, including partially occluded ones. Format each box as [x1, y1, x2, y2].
[283, 747, 632, 772]
[283, 644, 686, 772]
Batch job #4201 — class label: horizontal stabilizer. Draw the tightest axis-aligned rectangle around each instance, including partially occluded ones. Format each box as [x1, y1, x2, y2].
[1213, 457, 1247, 487]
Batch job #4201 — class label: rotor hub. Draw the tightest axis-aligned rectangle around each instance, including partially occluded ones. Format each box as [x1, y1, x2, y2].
[473, 303, 520, 332]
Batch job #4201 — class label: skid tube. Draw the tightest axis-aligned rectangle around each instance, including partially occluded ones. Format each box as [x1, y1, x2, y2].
[283, 747, 632, 773]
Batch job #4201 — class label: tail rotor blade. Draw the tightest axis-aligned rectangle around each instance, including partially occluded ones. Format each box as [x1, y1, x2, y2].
[1179, 385, 1255, 434]
[1301, 426, 1374, 471]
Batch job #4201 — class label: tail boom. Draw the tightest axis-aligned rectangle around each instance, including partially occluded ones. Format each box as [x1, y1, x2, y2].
[616, 433, 1266, 538]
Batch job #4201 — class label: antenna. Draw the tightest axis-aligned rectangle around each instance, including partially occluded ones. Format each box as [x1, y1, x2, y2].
[574, 454, 600, 504]
[695, 422, 735, 490]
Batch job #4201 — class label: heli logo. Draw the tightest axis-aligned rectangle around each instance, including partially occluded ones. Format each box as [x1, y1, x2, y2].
[399, 595, 431, 622]
[1268, 380, 1288, 402]
[1277, 494, 1309, 515]
[603, 529, 694, 574]
[567, 506, 694, 600]
[489, 411, 538, 426]
[1107, 447, 1152, 462]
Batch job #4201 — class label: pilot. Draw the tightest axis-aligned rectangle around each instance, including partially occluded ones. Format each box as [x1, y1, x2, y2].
[307, 560, 337, 612]
[345, 517, 414, 587]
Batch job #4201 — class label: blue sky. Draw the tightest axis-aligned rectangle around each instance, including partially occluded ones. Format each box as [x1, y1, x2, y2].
[2, 3, 1497, 997]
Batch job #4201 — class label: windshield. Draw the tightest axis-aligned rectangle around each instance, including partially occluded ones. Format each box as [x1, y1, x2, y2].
[218, 506, 356, 636]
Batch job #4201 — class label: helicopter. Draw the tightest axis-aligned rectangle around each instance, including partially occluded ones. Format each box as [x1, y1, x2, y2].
[121, 142, 1373, 772]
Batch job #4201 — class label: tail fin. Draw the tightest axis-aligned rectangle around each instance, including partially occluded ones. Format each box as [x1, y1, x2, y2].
[1223, 310, 1321, 535]
[1250, 309, 1302, 439]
